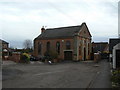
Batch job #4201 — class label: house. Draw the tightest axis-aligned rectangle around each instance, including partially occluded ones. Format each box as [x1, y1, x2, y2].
[109, 38, 120, 69]
[109, 38, 120, 62]
[109, 38, 120, 54]
[34, 22, 92, 61]
[113, 43, 120, 69]
[92, 42, 109, 59]
[0, 39, 9, 60]
[92, 42, 108, 53]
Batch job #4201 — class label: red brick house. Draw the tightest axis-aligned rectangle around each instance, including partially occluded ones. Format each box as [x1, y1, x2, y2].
[0, 39, 9, 60]
[34, 22, 92, 61]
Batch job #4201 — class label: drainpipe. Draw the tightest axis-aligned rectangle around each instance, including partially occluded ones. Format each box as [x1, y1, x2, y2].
[113, 47, 116, 69]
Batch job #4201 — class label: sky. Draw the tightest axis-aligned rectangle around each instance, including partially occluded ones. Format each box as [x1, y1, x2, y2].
[0, 0, 119, 49]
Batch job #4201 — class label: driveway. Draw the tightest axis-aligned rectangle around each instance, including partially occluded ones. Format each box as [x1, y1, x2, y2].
[2, 60, 112, 88]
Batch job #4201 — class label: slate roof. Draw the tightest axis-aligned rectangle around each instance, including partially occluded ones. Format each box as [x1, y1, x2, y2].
[109, 38, 120, 53]
[35, 24, 84, 40]
[92, 42, 108, 53]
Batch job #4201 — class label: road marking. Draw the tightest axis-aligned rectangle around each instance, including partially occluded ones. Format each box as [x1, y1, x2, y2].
[35, 71, 64, 76]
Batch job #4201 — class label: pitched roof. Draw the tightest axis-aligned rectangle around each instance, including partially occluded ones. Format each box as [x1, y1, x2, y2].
[93, 42, 108, 44]
[92, 42, 108, 53]
[35, 23, 86, 40]
[109, 38, 120, 53]
[113, 43, 120, 49]
[0, 39, 9, 44]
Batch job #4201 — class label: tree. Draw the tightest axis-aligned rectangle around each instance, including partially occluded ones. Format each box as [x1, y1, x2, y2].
[23, 39, 32, 49]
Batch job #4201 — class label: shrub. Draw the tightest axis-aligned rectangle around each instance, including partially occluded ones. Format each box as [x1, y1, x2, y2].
[20, 53, 30, 63]
[111, 70, 120, 87]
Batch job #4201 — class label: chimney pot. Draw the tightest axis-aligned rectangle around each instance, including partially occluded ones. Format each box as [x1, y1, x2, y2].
[41, 26, 45, 33]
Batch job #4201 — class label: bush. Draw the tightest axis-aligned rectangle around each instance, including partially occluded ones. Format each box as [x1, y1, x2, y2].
[111, 70, 120, 87]
[20, 53, 30, 63]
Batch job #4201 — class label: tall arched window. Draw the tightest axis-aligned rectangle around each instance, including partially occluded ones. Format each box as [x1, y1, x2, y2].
[79, 42, 81, 55]
[66, 41, 71, 49]
[56, 41, 60, 54]
[38, 42, 42, 55]
[47, 42, 50, 52]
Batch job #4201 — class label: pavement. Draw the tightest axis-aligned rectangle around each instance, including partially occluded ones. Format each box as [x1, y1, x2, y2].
[2, 59, 112, 88]
[2, 61, 17, 66]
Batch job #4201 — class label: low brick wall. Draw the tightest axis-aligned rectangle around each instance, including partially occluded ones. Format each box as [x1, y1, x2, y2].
[8, 52, 21, 62]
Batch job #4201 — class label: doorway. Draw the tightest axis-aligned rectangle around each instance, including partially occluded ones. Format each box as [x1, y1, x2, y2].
[64, 51, 73, 60]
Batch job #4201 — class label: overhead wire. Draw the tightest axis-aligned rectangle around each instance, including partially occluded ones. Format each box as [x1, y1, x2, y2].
[46, 0, 79, 24]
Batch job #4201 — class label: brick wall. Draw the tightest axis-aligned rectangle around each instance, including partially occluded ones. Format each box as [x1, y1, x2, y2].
[34, 38, 74, 60]
[8, 52, 21, 62]
[34, 24, 92, 61]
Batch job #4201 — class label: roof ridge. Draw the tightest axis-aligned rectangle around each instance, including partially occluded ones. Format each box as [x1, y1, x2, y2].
[46, 25, 81, 30]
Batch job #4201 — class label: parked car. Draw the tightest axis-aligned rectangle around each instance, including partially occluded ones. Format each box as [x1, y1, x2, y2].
[30, 56, 38, 61]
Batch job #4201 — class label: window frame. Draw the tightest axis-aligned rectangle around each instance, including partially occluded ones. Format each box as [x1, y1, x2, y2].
[66, 41, 71, 50]
[56, 41, 60, 54]
[46, 42, 50, 52]
[38, 42, 42, 55]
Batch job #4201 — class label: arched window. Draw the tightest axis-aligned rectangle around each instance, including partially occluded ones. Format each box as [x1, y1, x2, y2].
[56, 41, 60, 54]
[38, 42, 42, 55]
[79, 42, 81, 55]
[46, 42, 50, 52]
[66, 41, 71, 49]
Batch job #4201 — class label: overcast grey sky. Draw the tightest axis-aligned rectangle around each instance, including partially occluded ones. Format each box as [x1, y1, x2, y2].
[0, 0, 119, 48]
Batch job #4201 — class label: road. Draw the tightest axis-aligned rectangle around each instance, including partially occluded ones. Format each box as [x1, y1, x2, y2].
[2, 60, 112, 88]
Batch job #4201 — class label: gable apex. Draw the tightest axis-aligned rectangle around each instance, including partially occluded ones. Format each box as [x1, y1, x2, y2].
[80, 22, 92, 37]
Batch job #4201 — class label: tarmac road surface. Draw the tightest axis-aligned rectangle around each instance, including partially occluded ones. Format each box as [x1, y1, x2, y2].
[2, 60, 112, 88]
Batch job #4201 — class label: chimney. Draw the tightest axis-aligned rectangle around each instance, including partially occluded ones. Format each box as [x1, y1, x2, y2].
[41, 26, 45, 33]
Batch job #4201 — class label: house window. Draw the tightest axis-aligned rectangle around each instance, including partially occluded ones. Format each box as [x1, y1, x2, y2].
[66, 41, 71, 49]
[56, 41, 60, 54]
[38, 42, 42, 55]
[84, 31, 86, 34]
[46, 42, 50, 52]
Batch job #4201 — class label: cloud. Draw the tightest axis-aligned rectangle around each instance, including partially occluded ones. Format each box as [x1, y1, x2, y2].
[0, 0, 118, 48]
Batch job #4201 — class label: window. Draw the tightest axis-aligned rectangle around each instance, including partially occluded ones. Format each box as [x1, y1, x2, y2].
[88, 43, 90, 55]
[66, 41, 71, 49]
[56, 41, 60, 54]
[79, 41, 82, 55]
[84, 31, 86, 34]
[38, 42, 42, 55]
[46, 42, 50, 52]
